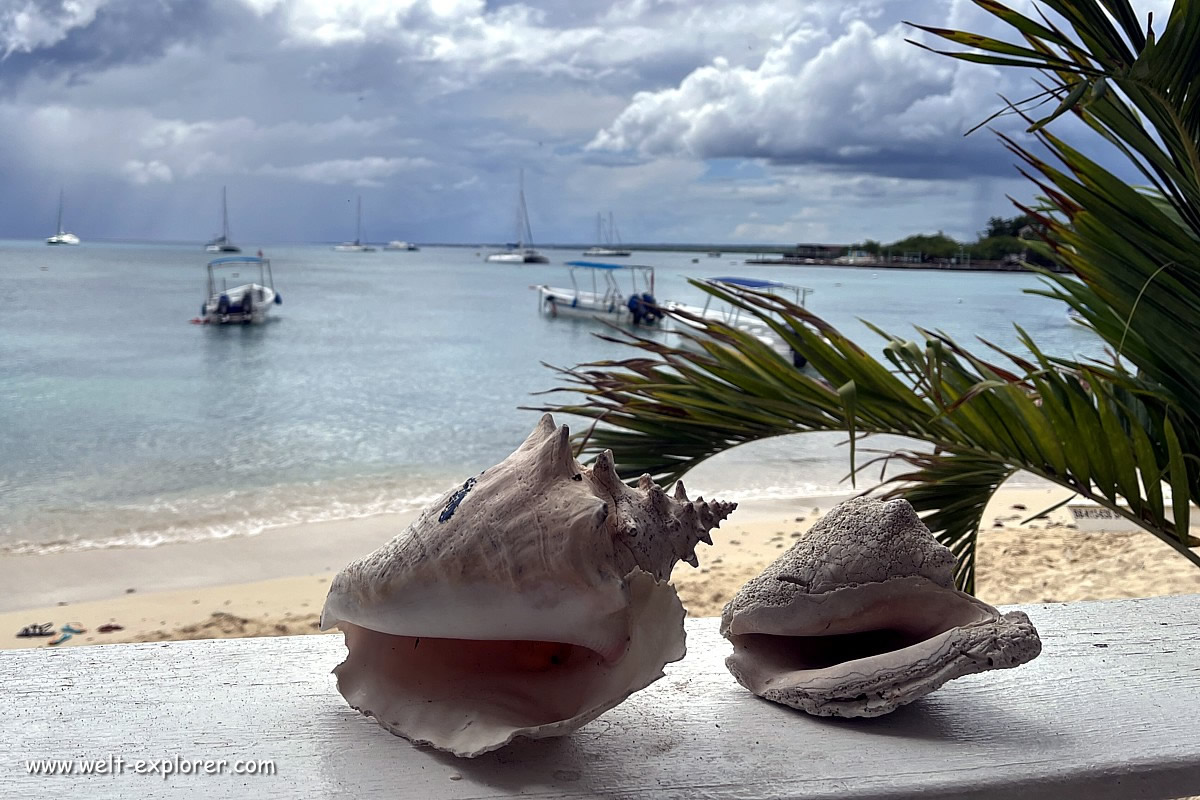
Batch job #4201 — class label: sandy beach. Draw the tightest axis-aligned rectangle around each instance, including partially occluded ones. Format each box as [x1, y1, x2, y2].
[3, 485, 1199, 650]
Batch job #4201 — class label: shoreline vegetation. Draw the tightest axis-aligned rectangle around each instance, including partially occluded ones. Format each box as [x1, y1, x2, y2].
[4, 486, 1199, 650]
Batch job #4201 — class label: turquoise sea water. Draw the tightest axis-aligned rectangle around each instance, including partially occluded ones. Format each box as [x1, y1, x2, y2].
[0, 241, 1102, 554]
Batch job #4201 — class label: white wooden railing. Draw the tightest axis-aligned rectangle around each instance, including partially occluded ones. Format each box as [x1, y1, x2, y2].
[5, 594, 1200, 799]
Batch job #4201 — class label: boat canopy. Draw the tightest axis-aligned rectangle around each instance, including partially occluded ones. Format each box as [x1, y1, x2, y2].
[566, 260, 636, 270]
[209, 255, 266, 267]
[560, 260, 656, 296]
[711, 276, 795, 289]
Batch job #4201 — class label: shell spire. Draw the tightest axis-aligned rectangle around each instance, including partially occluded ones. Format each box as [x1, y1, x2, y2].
[585, 456, 736, 581]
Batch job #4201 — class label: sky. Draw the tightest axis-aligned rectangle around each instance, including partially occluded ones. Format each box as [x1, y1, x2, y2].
[0, 0, 1170, 246]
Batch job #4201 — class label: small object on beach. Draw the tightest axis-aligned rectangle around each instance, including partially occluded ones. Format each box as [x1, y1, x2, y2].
[97, 623, 124, 634]
[1012, 504, 1027, 511]
[61, 624, 86, 635]
[321, 413, 735, 758]
[48, 629, 74, 646]
[720, 497, 1041, 718]
[16, 623, 55, 638]
[57, 601, 67, 606]
[125, 588, 136, 594]
[793, 517, 805, 523]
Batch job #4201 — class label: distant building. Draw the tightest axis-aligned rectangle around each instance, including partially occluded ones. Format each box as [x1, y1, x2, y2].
[783, 243, 845, 260]
[833, 249, 874, 265]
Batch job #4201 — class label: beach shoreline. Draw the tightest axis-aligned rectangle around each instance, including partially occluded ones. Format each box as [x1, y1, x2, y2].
[4, 484, 1200, 650]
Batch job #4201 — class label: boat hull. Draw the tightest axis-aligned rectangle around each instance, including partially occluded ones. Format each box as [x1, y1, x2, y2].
[663, 301, 805, 366]
[487, 251, 548, 263]
[536, 286, 663, 325]
[46, 234, 80, 246]
[201, 283, 277, 325]
[582, 247, 631, 257]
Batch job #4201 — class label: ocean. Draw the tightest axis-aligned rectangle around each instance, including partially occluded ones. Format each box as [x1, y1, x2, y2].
[0, 241, 1102, 554]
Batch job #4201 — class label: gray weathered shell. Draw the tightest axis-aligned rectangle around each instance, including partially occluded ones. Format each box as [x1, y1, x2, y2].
[720, 496, 1040, 717]
[321, 414, 735, 756]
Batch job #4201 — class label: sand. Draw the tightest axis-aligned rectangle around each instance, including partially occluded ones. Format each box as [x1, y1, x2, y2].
[3, 486, 1199, 650]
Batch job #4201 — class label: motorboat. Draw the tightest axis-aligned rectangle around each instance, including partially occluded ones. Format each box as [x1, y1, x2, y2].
[665, 276, 814, 367]
[582, 211, 631, 257]
[486, 169, 549, 263]
[46, 189, 80, 246]
[198, 254, 281, 324]
[384, 240, 420, 251]
[534, 261, 661, 325]
[204, 186, 240, 253]
[334, 196, 377, 252]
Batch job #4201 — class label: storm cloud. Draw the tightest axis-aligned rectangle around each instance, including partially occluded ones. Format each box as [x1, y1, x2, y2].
[0, 0, 1145, 245]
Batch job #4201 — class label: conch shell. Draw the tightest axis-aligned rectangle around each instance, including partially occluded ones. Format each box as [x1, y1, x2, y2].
[720, 496, 1040, 717]
[321, 414, 735, 756]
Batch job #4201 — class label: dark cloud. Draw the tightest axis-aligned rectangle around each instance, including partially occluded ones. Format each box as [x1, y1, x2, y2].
[0, 0, 243, 92]
[0, 0, 1147, 245]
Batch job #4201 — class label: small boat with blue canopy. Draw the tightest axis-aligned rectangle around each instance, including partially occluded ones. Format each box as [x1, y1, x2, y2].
[666, 276, 814, 367]
[535, 260, 662, 326]
[199, 255, 281, 324]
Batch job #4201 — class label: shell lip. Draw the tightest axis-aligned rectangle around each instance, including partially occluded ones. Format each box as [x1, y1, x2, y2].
[329, 570, 688, 758]
[723, 575, 994, 639]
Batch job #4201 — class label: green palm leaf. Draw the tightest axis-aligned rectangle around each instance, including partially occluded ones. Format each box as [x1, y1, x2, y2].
[539, 0, 1200, 593]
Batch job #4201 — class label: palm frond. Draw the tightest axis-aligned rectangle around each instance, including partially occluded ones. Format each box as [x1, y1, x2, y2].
[539, 0, 1200, 593]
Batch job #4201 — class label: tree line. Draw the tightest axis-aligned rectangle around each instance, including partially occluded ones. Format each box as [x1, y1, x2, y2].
[850, 214, 1053, 264]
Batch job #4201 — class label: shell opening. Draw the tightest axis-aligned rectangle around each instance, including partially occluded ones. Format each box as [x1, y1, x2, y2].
[339, 625, 618, 731]
[726, 587, 992, 673]
[729, 629, 940, 673]
[329, 570, 688, 757]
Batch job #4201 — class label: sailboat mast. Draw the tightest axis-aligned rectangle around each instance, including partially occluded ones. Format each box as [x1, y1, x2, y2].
[608, 211, 620, 246]
[221, 186, 231, 241]
[356, 196, 363, 245]
[57, 189, 64, 234]
[515, 170, 528, 250]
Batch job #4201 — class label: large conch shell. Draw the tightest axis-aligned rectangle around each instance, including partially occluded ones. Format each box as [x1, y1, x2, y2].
[720, 497, 1040, 717]
[321, 414, 735, 757]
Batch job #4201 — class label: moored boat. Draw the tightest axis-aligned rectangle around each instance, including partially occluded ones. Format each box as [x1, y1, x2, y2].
[535, 261, 661, 325]
[198, 255, 281, 325]
[384, 240, 420, 251]
[486, 170, 548, 263]
[204, 186, 240, 253]
[46, 189, 80, 246]
[665, 276, 814, 366]
[334, 196, 377, 252]
[582, 212, 632, 257]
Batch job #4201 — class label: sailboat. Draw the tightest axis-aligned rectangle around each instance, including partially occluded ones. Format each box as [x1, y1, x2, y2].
[582, 211, 631, 257]
[204, 186, 241, 253]
[485, 170, 549, 263]
[334, 196, 376, 252]
[46, 189, 80, 246]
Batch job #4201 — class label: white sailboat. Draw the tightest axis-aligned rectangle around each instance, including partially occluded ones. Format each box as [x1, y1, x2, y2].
[485, 170, 548, 263]
[582, 211, 631, 257]
[205, 186, 240, 253]
[46, 189, 80, 246]
[334, 196, 376, 252]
